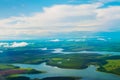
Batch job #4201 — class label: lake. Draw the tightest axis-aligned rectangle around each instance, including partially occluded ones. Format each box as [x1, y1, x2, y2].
[52, 48, 120, 55]
[12, 62, 120, 80]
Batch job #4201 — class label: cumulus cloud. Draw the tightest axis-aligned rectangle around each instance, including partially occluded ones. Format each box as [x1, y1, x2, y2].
[0, 2, 120, 39]
[0, 42, 28, 48]
[10, 42, 28, 48]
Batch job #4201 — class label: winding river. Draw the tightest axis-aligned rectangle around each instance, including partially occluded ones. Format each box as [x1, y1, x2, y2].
[12, 63, 120, 80]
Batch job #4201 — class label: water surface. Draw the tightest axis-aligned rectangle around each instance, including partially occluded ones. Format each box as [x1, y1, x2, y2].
[12, 63, 120, 80]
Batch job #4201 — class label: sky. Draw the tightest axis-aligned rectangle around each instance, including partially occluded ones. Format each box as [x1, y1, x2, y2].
[0, 0, 120, 40]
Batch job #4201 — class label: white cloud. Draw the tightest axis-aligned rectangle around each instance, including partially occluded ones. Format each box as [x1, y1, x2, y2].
[0, 2, 120, 39]
[40, 48, 48, 50]
[96, 6, 120, 31]
[50, 39, 61, 42]
[0, 42, 28, 48]
[10, 42, 28, 48]
[67, 39, 86, 42]
[97, 38, 107, 41]
[52, 48, 64, 53]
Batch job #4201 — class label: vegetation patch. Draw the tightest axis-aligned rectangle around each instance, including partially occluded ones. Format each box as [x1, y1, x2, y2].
[47, 53, 107, 69]
[98, 59, 120, 75]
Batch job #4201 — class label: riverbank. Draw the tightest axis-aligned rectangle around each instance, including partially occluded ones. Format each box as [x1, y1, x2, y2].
[10, 62, 120, 80]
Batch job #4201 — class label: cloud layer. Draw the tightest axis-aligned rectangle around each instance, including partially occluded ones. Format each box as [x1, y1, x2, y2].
[0, 2, 120, 39]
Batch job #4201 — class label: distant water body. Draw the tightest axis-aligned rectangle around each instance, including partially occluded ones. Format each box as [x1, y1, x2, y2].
[12, 63, 120, 80]
[52, 48, 120, 55]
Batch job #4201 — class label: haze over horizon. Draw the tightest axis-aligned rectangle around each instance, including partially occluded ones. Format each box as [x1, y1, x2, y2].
[0, 0, 120, 40]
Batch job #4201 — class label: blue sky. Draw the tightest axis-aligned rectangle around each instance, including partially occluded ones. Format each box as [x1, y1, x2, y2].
[0, 0, 120, 18]
[0, 0, 120, 40]
[0, 0, 90, 18]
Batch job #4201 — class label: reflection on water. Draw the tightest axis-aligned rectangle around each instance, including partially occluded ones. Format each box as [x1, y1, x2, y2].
[12, 63, 120, 80]
[0, 76, 6, 80]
